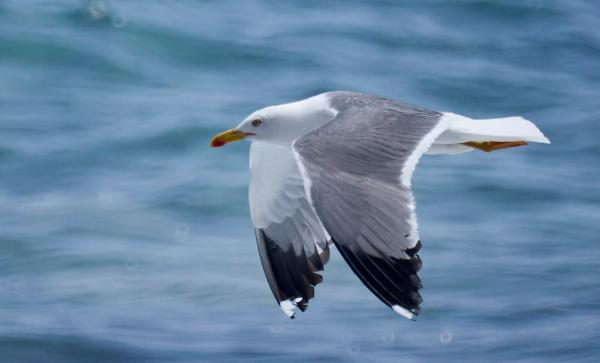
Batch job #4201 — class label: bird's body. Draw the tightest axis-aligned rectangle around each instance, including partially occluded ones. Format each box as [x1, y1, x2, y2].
[211, 91, 549, 319]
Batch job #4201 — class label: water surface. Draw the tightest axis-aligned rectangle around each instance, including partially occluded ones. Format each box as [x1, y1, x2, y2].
[1, 1, 599, 362]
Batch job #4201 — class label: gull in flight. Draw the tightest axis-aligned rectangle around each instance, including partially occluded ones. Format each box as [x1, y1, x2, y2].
[210, 91, 550, 320]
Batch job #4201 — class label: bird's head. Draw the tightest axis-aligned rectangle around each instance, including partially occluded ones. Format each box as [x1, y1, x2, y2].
[210, 93, 336, 148]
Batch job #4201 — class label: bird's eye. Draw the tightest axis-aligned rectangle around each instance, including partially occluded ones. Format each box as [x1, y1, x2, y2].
[251, 119, 262, 127]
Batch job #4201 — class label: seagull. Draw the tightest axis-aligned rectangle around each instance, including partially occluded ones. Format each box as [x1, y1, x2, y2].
[210, 91, 550, 320]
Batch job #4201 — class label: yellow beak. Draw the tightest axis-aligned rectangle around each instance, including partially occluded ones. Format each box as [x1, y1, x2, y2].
[210, 129, 251, 148]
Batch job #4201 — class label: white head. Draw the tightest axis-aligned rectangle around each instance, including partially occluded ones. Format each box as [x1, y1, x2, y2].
[210, 93, 336, 148]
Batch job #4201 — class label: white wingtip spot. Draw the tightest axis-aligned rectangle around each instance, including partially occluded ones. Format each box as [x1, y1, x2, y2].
[280, 298, 302, 319]
[392, 305, 416, 320]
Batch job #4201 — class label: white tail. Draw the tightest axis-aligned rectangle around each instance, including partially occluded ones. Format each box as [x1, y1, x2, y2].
[427, 112, 550, 154]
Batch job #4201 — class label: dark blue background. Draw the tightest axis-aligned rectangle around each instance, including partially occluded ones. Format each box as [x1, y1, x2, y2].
[1, 1, 599, 362]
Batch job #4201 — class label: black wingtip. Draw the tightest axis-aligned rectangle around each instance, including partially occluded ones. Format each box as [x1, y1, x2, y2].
[333, 238, 424, 317]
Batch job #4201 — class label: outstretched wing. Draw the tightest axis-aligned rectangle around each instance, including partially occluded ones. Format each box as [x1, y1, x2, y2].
[293, 93, 447, 319]
[249, 141, 330, 319]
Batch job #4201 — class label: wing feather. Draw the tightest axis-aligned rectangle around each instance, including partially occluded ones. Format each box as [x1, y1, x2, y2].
[293, 92, 446, 318]
[250, 142, 330, 318]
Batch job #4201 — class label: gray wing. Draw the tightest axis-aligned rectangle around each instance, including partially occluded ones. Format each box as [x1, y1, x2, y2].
[293, 92, 446, 319]
[249, 142, 330, 318]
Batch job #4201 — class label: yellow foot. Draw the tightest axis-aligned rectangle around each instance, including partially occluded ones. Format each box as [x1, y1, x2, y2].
[462, 141, 528, 152]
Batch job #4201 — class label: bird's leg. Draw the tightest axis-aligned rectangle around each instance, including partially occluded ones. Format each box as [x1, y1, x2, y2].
[462, 141, 528, 152]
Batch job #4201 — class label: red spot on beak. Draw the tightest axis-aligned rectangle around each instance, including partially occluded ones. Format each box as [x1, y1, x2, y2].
[211, 138, 225, 148]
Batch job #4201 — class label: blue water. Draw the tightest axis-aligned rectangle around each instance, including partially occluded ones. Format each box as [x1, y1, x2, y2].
[1, 1, 599, 362]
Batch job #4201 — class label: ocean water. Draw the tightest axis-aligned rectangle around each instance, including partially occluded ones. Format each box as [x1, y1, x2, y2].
[1, 0, 599, 362]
